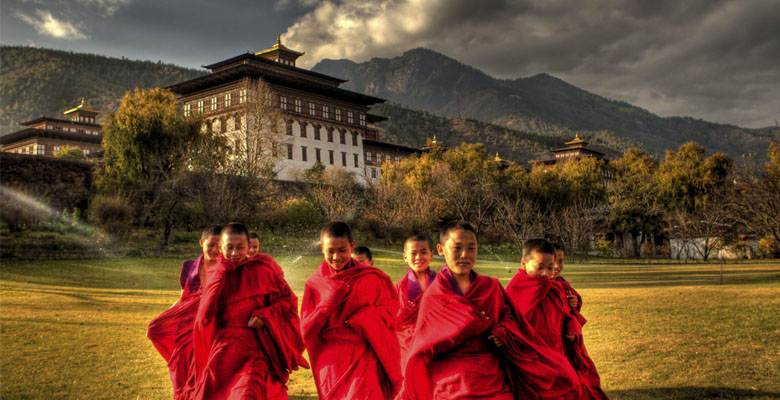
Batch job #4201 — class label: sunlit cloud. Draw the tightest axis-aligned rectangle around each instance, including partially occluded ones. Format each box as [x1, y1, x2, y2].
[15, 9, 88, 40]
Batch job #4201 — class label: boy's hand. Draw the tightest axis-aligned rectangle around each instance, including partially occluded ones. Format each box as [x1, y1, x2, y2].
[566, 334, 576, 341]
[568, 295, 578, 309]
[247, 316, 264, 329]
[488, 335, 504, 348]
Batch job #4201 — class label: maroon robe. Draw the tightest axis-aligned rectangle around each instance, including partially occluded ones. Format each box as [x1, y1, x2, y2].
[507, 271, 607, 400]
[184, 254, 308, 400]
[396, 268, 437, 369]
[301, 259, 402, 400]
[147, 255, 206, 399]
[404, 266, 580, 400]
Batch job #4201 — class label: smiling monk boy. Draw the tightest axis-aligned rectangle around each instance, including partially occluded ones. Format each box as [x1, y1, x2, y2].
[506, 239, 607, 399]
[404, 222, 578, 400]
[301, 221, 402, 400]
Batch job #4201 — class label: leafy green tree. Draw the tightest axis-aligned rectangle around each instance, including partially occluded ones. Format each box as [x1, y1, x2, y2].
[655, 142, 733, 212]
[54, 145, 86, 160]
[95, 88, 204, 244]
[607, 148, 664, 257]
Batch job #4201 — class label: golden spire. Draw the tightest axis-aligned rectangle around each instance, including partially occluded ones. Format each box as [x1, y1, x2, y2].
[494, 152, 501, 161]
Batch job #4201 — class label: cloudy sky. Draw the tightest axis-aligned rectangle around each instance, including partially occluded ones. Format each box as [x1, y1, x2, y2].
[2, 0, 779, 128]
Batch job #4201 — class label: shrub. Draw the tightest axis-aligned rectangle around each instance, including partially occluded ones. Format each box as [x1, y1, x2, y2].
[88, 195, 134, 239]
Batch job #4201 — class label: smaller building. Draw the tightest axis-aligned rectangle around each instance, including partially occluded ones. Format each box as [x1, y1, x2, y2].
[1, 99, 103, 157]
[531, 134, 605, 167]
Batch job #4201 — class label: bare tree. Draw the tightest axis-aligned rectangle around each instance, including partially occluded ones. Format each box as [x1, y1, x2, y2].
[548, 200, 603, 255]
[363, 178, 410, 245]
[729, 152, 780, 247]
[299, 165, 365, 223]
[492, 195, 544, 249]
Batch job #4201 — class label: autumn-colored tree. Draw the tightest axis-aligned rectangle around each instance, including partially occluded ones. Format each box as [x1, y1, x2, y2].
[54, 145, 86, 160]
[655, 142, 733, 212]
[729, 142, 780, 249]
[96, 87, 204, 244]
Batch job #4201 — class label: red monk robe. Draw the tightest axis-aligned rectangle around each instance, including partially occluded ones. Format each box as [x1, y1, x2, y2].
[404, 267, 580, 400]
[147, 255, 207, 399]
[557, 277, 583, 312]
[507, 271, 608, 400]
[396, 268, 437, 369]
[185, 254, 308, 400]
[301, 259, 402, 400]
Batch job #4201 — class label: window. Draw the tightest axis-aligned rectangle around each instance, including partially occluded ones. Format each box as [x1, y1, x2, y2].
[309, 102, 316, 116]
[295, 99, 303, 113]
[353, 153, 359, 168]
[328, 150, 334, 165]
[341, 152, 347, 166]
[280, 95, 289, 110]
[184, 104, 191, 117]
[286, 144, 294, 160]
[235, 116, 242, 131]
[327, 128, 333, 142]
[205, 120, 212, 133]
[336, 108, 343, 121]
[197, 100, 204, 114]
[339, 130, 346, 144]
[313, 125, 321, 140]
[371, 168, 377, 178]
[240, 89, 248, 104]
[286, 120, 293, 136]
[347, 111, 354, 124]
[359, 113, 366, 126]
[220, 117, 227, 133]
[211, 97, 218, 111]
[225, 93, 232, 107]
[366, 152, 373, 162]
[395, 156, 401, 162]
[315, 148, 321, 163]
[300, 122, 307, 138]
[322, 105, 329, 119]
[301, 146, 307, 162]
[352, 132, 358, 146]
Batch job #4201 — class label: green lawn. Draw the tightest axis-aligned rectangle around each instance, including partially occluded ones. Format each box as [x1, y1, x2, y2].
[2, 253, 779, 399]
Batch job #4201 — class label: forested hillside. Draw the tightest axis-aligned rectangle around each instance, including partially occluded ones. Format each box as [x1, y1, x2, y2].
[0, 46, 206, 134]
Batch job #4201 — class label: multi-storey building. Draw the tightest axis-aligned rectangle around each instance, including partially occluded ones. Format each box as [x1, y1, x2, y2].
[530, 135, 606, 168]
[0, 99, 103, 157]
[167, 37, 418, 183]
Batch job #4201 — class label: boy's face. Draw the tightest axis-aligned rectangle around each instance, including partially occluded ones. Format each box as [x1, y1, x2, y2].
[437, 229, 477, 277]
[404, 240, 432, 273]
[321, 234, 354, 271]
[220, 232, 248, 263]
[248, 238, 260, 257]
[523, 250, 555, 279]
[200, 234, 221, 261]
[552, 249, 565, 278]
[352, 253, 372, 266]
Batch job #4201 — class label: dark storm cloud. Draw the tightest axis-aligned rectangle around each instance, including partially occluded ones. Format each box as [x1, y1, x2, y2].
[1, 0, 778, 127]
[283, 0, 780, 128]
[0, 0, 302, 68]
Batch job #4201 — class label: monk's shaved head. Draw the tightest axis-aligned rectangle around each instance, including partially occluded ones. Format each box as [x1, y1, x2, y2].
[221, 222, 250, 241]
[320, 220, 353, 242]
[439, 221, 476, 244]
[201, 225, 223, 241]
[522, 239, 555, 261]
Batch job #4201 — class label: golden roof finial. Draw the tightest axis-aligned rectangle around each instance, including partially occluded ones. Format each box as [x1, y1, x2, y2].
[79, 97, 85, 107]
[432, 134, 437, 144]
[276, 35, 282, 46]
[494, 152, 501, 161]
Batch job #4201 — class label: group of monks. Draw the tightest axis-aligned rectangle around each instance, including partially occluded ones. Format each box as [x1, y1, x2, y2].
[147, 220, 608, 399]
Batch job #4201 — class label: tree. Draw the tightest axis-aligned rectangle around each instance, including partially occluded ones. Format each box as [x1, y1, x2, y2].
[96, 88, 204, 244]
[607, 148, 664, 257]
[299, 164, 365, 223]
[363, 176, 411, 245]
[656, 142, 733, 212]
[729, 141, 780, 247]
[191, 79, 285, 224]
[54, 145, 86, 160]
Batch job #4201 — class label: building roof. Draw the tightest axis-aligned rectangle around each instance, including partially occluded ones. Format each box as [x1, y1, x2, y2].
[19, 116, 101, 128]
[169, 54, 385, 107]
[255, 36, 305, 57]
[63, 98, 100, 115]
[564, 134, 587, 146]
[0, 128, 103, 146]
[366, 113, 388, 123]
[549, 146, 605, 156]
[363, 139, 422, 155]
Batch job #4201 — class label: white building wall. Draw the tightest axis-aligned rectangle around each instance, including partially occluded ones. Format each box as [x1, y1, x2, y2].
[276, 120, 367, 183]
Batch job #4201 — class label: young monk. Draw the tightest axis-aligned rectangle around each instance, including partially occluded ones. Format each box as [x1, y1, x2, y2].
[185, 222, 308, 399]
[552, 243, 581, 312]
[395, 234, 436, 368]
[352, 245, 374, 266]
[147, 225, 221, 399]
[248, 232, 261, 258]
[506, 239, 607, 400]
[405, 222, 579, 400]
[301, 221, 402, 399]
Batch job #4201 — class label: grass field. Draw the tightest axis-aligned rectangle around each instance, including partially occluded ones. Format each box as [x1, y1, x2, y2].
[2, 252, 779, 399]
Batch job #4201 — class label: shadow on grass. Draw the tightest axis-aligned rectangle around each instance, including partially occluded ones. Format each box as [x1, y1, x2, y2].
[609, 386, 780, 399]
